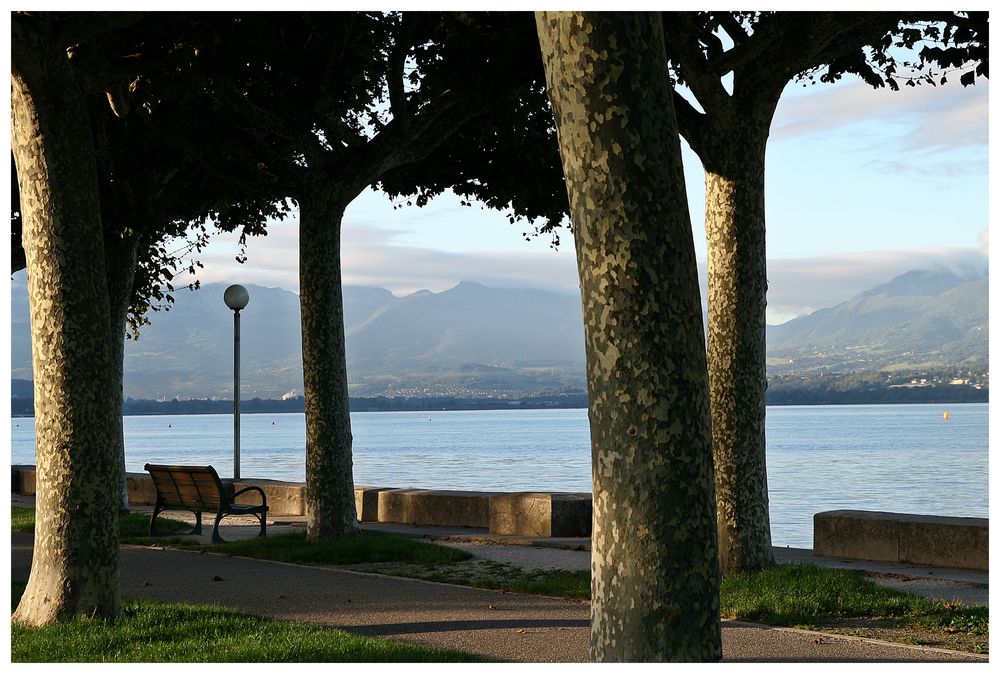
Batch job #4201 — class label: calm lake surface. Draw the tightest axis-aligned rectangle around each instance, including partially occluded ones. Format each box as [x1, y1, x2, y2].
[10, 402, 988, 548]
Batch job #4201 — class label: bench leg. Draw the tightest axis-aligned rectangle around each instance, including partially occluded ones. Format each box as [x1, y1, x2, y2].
[257, 512, 267, 538]
[191, 511, 202, 536]
[212, 511, 227, 544]
[148, 501, 163, 536]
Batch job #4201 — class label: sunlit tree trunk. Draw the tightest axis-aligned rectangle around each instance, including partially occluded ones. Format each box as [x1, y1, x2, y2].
[298, 188, 359, 540]
[11, 17, 121, 626]
[703, 117, 775, 574]
[536, 11, 721, 662]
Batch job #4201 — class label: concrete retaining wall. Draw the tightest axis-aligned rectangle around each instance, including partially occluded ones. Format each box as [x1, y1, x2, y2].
[814, 510, 988, 571]
[11, 466, 593, 537]
[489, 492, 592, 537]
[377, 489, 499, 529]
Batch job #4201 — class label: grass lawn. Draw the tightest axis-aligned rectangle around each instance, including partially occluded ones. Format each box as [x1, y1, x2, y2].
[173, 530, 473, 565]
[12, 505, 190, 539]
[11, 582, 484, 663]
[721, 563, 988, 654]
[12, 504, 470, 565]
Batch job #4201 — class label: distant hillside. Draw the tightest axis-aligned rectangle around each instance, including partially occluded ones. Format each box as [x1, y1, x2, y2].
[10, 278, 586, 399]
[10, 266, 988, 399]
[767, 268, 988, 374]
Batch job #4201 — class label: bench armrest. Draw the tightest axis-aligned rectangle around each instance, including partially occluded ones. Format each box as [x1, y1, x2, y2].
[231, 485, 268, 507]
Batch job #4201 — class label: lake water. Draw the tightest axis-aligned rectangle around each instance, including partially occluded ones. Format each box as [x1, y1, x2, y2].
[10, 403, 988, 548]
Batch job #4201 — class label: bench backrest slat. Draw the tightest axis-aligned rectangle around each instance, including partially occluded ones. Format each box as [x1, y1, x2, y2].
[145, 464, 225, 511]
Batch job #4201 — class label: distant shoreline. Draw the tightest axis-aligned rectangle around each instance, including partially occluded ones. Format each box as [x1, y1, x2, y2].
[10, 394, 988, 418]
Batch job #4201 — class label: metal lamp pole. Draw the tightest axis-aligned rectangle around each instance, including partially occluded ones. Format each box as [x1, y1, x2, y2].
[224, 285, 250, 480]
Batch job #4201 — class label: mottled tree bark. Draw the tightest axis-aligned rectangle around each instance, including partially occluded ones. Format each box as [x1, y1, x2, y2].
[701, 117, 776, 574]
[298, 188, 359, 540]
[11, 18, 122, 626]
[536, 12, 721, 662]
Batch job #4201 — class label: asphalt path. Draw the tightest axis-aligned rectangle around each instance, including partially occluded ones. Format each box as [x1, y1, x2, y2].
[10, 532, 986, 663]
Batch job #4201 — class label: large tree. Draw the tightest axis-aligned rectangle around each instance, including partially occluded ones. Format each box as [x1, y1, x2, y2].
[660, 11, 988, 573]
[161, 11, 552, 540]
[536, 12, 721, 662]
[11, 16, 290, 513]
[11, 12, 122, 626]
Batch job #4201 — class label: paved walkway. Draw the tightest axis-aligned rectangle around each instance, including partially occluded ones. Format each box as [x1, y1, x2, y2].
[10, 527, 987, 662]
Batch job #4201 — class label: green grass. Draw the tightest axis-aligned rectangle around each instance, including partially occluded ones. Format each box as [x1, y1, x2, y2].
[13, 505, 468, 566]
[485, 568, 590, 599]
[11, 582, 484, 663]
[11, 506, 34, 532]
[720, 563, 988, 634]
[12, 505, 190, 539]
[174, 530, 473, 565]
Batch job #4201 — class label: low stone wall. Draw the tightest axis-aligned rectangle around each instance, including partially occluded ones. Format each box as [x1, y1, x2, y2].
[11, 466, 593, 537]
[489, 492, 592, 537]
[814, 510, 988, 571]
[378, 489, 499, 529]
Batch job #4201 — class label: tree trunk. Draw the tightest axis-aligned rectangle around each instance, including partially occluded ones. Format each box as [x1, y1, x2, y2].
[703, 119, 775, 574]
[536, 12, 721, 662]
[298, 188, 359, 540]
[11, 20, 122, 626]
[105, 234, 140, 513]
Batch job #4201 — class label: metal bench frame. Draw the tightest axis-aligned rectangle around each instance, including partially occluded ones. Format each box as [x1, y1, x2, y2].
[144, 463, 268, 544]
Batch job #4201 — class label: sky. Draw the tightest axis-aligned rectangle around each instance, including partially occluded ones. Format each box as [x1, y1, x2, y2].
[187, 63, 988, 326]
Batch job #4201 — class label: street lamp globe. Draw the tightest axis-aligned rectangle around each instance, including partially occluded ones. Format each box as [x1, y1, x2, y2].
[224, 284, 250, 311]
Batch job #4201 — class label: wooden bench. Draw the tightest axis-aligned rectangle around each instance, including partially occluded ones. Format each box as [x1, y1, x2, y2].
[144, 464, 268, 544]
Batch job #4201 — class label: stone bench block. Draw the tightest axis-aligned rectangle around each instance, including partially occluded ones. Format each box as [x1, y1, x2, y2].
[12, 465, 36, 494]
[232, 478, 306, 517]
[814, 510, 988, 571]
[354, 486, 395, 522]
[125, 472, 158, 505]
[489, 492, 592, 537]
[377, 489, 498, 528]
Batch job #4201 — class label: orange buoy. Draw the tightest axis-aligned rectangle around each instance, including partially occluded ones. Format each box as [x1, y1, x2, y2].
[943, 412, 951, 420]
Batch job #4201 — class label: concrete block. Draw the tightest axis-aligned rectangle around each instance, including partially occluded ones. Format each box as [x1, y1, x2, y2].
[232, 479, 305, 516]
[489, 492, 592, 537]
[125, 472, 157, 505]
[354, 486, 395, 522]
[814, 510, 988, 571]
[898, 514, 988, 571]
[378, 489, 497, 528]
[814, 510, 899, 562]
[12, 466, 36, 494]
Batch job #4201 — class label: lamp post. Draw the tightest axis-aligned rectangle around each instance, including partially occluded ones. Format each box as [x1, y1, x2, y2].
[224, 285, 250, 480]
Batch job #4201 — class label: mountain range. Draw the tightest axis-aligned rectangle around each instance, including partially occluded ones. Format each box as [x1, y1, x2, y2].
[766, 268, 988, 374]
[10, 267, 987, 399]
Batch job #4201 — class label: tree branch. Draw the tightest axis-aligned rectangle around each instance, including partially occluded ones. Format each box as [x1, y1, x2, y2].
[335, 90, 488, 198]
[716, 13, 751, 46]
[671, 90, 708, 160]
[661, 12, 734, 119]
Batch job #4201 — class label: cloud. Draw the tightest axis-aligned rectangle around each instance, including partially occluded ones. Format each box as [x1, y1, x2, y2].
[772, 78, 988, 150]
[193, 213, 986, 326]
[194, 215, 581, 297]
